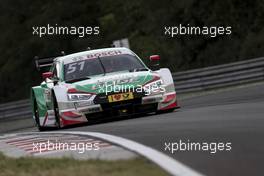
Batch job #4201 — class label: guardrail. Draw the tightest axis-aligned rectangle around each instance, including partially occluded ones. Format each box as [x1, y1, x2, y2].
[173, 57, 264, 93]
[0, 99, 31, 120]
[1, 57, 264, 120]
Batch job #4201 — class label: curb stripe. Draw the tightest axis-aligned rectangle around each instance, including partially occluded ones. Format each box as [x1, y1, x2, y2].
[3, 135, 112, 155]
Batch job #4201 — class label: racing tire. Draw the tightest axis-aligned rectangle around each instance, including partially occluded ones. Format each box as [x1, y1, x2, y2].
[157, 108, 175, 114]
[34, 99, 46, 131]
[53, 93, 62, 129]
[157, 104, 180, 114]
[162, 108, 176, 113]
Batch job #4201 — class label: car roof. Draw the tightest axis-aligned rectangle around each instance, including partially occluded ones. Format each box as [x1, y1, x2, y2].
[55, 47, 134, 64]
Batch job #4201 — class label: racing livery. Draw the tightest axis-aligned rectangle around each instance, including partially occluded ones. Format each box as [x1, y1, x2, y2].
[31, 47, 179, 130]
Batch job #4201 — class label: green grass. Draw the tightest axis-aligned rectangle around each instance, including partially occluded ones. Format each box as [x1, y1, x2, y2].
[0, 153, 168, 176]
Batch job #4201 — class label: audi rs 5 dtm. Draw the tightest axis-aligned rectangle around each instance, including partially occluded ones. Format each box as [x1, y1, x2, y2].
[31, 47, 179, 131]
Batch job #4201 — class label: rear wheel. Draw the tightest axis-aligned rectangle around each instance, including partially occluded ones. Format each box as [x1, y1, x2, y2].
[34, 99, 45, 131]
[53, 93, 61, 129]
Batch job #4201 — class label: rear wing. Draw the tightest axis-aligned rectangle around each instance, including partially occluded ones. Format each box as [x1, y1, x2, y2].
[34, 53, 64, 71]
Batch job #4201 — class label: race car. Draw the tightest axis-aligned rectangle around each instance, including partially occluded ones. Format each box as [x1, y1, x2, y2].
[31, 47, 179, 131]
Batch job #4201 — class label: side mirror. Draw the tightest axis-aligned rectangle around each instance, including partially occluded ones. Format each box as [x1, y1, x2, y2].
[42, 72, 53, 80]
[149, 55, 160, 70]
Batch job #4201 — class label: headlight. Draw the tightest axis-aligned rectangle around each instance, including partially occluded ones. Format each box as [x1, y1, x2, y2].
[68, 94, 92, 101]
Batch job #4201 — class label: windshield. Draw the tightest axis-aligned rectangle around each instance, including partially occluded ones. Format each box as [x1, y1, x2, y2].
[64, 54, 146, 82]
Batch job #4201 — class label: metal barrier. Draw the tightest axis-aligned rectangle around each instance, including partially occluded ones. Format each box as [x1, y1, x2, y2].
[1, 57, 264, 120]
[0, 99, 31, 120]
[173, 57, 264, 93]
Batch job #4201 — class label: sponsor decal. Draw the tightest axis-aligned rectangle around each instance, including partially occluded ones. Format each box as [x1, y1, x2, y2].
[108, 92, 134, 102]
[70, 50, 126, 63]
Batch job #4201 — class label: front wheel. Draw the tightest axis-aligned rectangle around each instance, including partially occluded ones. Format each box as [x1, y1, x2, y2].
[53, 94, 62, 129]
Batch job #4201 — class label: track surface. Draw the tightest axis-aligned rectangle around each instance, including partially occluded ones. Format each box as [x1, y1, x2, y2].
[66, 84, 264, 176]
[3, 84, 264, 176]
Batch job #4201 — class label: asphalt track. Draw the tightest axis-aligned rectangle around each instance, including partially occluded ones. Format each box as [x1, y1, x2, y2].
[2, 83, 264, 176]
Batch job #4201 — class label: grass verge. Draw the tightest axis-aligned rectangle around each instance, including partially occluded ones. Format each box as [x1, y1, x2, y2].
[0, 153, 168, 176]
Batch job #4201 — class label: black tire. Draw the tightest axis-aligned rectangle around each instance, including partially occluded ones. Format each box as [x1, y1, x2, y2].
[34, 99, 45, 131]
[53, 93, 61, 129]
[157, 107, 177, 114]
[163, 108, 176, 113]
